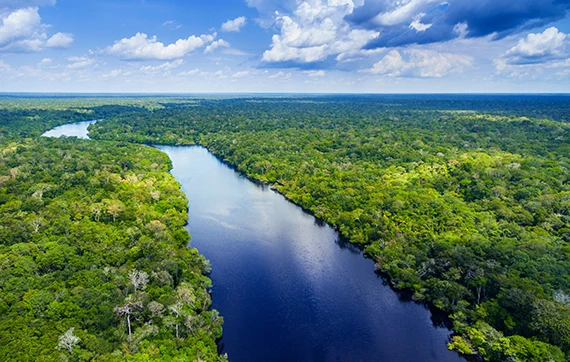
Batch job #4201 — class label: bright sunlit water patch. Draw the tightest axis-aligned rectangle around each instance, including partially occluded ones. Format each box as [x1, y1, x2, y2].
[42, 120, 98, 139]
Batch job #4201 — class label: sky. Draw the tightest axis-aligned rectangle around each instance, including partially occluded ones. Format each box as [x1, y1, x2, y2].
[0, 0, 569, 93]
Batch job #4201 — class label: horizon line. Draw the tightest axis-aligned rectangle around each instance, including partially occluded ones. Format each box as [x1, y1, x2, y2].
[1, 92, 570, 96]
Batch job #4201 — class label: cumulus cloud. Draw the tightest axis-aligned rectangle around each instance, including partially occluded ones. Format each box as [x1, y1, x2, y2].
[0, 7, 42, 46]
[0, 7, 73, 52]
[104, 32, 215, 60]
[369, 49, 473, 77]
[504, 27, 567, 64]
[348, 0, 570, 48]
[369, 49, 404, 76]
[261, 0, 379, 64]
[45, 32, 73, 48]
[204, 39, 229, 54]
[221, 16, 247, 32]
[494, 27, 569, 77]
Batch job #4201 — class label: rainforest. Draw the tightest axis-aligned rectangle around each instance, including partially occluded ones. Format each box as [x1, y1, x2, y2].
[1, 94, 570, 362]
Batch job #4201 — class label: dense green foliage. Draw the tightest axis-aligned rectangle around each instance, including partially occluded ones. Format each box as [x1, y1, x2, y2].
[90, 96, 570, 361]
[0, 113, 225, 360]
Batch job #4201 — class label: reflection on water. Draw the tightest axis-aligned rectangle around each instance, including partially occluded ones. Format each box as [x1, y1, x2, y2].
[157, 145, 465, 362]
[42, 120, 98, 139]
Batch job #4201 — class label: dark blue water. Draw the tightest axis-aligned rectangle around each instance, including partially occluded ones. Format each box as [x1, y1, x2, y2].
[157, 145, 465, 362]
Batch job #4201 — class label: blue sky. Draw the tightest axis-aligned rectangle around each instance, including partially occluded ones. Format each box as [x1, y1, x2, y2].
[0, 0, 569, 93]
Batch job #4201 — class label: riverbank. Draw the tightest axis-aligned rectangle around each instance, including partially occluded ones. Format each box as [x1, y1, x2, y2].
[157, 144, 465, 362]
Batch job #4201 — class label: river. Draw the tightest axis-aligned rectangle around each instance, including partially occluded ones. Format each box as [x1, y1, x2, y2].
[42, 120, 98, 139]
[44, 122, 465, 362]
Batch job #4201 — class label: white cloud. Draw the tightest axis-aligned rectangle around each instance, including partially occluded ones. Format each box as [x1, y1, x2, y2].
[221, 17, 247, 32]
[140, 59, 184, 71]
[370, 50, 405, 76]
[372, 0, 436, 27]
[67, 56, 95, 69]
[493, 27, 569, 77]
[262, 0, 379, 63]
[505, 27, 567, 63]
[45, 32, 73, 48]
[303, 70, 325, 77]
[39, 57, 51, 64]
[232, 70, 250, 78]
[409, 13, 432, 32]
[104, 32, 215, 60]
[204, 39, 229, 54]
[453, 22, 468, 38]
[369, 49, 473, 77]
[0, 7, 73, 52]
[0, 7, 42, 46]
[494, 54, 570, 79]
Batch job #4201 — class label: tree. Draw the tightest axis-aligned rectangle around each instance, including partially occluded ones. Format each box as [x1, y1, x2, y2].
[57, 327, 80, 355]
[554, 290, 570, 307]
[106, 200, 124, 222]
[128, 269, 149, 292]
[168, 302, 184, 339]
[147, 301, 165, 318]
[114, 295, 143, 341]
[31, 183, 52, 201]
[28, 216, 45, 233]
[91, 203, 103, 222]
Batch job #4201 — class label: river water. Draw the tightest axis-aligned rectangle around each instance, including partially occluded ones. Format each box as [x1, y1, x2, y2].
[42, 120, 98, 139]
[44, 123, 465, 362]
